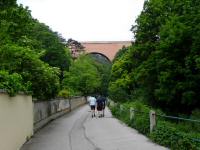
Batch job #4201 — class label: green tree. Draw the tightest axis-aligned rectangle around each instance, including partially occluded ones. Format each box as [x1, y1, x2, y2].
[0, 70, 30, 96]
[92, 60, 111, 96]
[0, 3, 71, 82]
[0, 44, 60, 99]
[0, 2, 73, 100]
[110, 0, 200, 114]
[17, 20, 72, 82]
[112, 46, 129, 63]
[0, 0, 17, 9]
[0, 3, 33, 44]
[62, 55, 101, 96]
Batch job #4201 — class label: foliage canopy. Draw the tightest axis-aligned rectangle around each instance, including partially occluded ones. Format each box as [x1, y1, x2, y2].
[109, 0, 200, 114]
[0, 1, 71, 99]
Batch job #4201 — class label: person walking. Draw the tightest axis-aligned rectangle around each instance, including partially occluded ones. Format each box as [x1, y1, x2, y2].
[88, 96, 96, 118]
[96, 95, 105, 117]
[101, 96, 107, 117]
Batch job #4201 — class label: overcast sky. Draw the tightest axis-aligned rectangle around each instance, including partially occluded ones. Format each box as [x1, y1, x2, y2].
[17, 0, 144, 42]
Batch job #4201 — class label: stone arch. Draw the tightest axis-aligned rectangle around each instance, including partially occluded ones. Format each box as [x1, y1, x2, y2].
[88, 52, 111, 63]
[81, 41, 132, 61]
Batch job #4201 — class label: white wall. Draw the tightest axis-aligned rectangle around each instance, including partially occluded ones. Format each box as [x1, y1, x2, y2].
[0, 93, 33, 150]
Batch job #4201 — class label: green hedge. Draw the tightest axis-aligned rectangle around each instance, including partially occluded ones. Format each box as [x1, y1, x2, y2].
[110, 101, 200, 150]
[150, 121, 200, 150]
[110, 102, 150, 135]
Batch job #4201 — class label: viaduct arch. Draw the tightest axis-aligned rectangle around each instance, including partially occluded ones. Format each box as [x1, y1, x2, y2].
[81, 41, 132, 61]
[88, 52, 111, 63]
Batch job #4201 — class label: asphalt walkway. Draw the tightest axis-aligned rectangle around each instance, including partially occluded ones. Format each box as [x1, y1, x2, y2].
[21, 105, 168, 150]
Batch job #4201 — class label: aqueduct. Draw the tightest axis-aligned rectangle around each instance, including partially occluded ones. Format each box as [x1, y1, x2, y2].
[81, 41, 132, 61]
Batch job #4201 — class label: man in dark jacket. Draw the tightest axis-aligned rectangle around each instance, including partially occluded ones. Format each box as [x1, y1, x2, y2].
[101, 96, 107, 117]
[96, 95, 106, 117]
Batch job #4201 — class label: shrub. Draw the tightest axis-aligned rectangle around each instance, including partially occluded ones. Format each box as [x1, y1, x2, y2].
[62, 55, 101, 96]
[0, 70, 31, 96]
[108, 82, 130, 102]
[110, 101, 150, 134]
[0, 44, 60, 99]
[191, 109, 200, 132]
[150, 121, 199, 150]
[58, 88, 75, 98]
[110, 101, 200, 149]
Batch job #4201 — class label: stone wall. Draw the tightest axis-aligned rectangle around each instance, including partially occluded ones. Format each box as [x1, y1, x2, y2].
[70, 96, 86, 110]
[33, 96, 86, 132]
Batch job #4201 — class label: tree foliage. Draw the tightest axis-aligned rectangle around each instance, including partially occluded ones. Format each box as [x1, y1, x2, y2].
[62, 54, 111, 97]
[0, 70, 30, 96]
[0, 2, 71, 99]
[62, 55, 101, 96]
[109, 0, 200, 114]
[92, 60, 111, 96]
[112, 46, 129, 63]
[0, 0, 17, 9]
[0, 44, 60, 99]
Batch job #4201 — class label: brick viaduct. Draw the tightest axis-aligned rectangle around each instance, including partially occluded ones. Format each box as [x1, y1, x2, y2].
[81, 41, 132, 61]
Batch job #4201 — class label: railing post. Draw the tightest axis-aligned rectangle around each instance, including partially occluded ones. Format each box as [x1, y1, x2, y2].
[109, 100, 114, 107]
[120, 105, 123, 114]
[69, 98, 71, 112]
[149, 110, 156, 133]
[130, 107, 134, 121]
[107, 99, 110, 107]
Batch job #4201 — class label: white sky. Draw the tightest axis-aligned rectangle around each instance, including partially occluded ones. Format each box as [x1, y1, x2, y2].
[17, 0, 144, 42]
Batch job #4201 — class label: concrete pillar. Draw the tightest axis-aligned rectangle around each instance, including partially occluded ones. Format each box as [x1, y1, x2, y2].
[130, 107, 135, 121]
[107, 100, 110, 107]
[69, 99, 71, 112]
[120, 105, 123, 113]
[110, 101, 114, 107]
[149, 110, 156, 133]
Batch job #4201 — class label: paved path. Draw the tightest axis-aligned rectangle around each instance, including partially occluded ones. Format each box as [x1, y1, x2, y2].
[21, 105, 168, 150]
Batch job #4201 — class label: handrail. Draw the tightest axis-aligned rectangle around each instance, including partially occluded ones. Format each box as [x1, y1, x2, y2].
[131, 109, 149, 115]
[112, 102, 200, 143]
[129, 107, 200, 123]
[156, 114, 200, 123]
[111, 101, 200, 123]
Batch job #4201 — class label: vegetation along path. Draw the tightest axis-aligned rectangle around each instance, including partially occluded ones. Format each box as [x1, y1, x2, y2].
[21, 105, 168, 150]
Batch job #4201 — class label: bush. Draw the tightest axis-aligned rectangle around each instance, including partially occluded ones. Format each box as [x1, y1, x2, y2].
[108, 82, 130, 102]
[150, 121, 199, 150]
[62, 55, 101, 96]
[58, 89, 70, 98]
[0, 70, 30, 96]
[0, 44, 60, 99]
[191, 109, 200, 132]
[110, 101, 200, 149]
[58, 88, 76, 98]
[110, 101, 150, 134]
